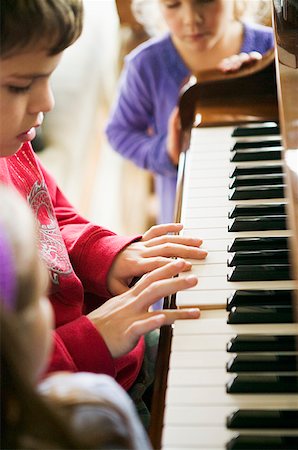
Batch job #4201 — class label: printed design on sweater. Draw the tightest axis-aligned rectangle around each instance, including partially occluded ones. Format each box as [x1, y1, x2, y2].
[28, 180, 73, 285]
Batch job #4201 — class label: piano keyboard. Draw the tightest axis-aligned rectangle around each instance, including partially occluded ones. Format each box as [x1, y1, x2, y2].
[161, 124, 298, 450]
[177, 125, 294, 309]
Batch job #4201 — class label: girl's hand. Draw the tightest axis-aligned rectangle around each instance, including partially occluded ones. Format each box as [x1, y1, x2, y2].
[107, 223, 207, 296]
[218, 51, 262, 73]
[167, 106, 182, 166]
[89, 260, 199, 358]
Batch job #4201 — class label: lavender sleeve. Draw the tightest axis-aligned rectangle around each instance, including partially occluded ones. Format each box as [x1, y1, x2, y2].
[241, 22, 274, 54]
[105, 57, 177, 177]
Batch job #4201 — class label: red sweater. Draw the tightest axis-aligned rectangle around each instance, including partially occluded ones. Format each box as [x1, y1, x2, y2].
[0, 142, 144, 390]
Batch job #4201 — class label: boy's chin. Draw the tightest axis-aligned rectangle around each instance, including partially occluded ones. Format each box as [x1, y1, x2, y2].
[0, 143, 22, 157]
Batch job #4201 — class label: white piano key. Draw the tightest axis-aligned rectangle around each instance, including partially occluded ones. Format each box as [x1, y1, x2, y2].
[184, 206, 228, 219]
[189, 239, 230, 251]
[176, 289, 226, 309]
[188, 159, 283, 176]
[162, 425, 298, 448]
[181, 276, 295, 292]
[186, 177, 228, 188]
[184, 217, 229, 228]
[188, 252, 227, 265]
[169, 351, 228, 369]
[168, 367, 298, 387]
[162, 426, 231, 448]
[163, 446, 222, 450]
[165, 385, 298, 407]
[171, 330, 298, 350]
[169, 348, 298, 369]
[175, 289, 227, 308]
[164, 404, 297, 427]
[231, 134, 281, 144]
[183, 263, 228, 277]
[182, 196, 286, 209]
[173, 316, 298, 336]
[175, 292, 227, 308]
[188, 187, 231, 198]
[171, 334, 234, 351]
[167, 368, 230, 386]
[188, 151, 228, 162]
[182, 227, 291, 239]
[189, 167, 230, 179]
[164, 405, 229, 426]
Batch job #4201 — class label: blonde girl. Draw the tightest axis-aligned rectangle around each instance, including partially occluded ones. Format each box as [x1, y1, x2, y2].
[106, 0, 274, 224]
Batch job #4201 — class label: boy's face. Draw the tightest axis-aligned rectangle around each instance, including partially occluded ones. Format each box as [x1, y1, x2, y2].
[0, 49, 62, 157]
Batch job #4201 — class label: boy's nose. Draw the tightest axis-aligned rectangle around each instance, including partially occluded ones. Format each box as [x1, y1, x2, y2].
[28, 84, 55, 115]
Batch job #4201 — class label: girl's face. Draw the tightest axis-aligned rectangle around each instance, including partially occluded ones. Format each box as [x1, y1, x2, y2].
[0, 49, 62, 157]
[159, 0, 234, 52]
[21, 257, 54, 381]
[23, 295, 54, 381]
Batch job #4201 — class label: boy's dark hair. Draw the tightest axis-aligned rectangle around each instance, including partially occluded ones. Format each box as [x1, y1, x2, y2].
[0, 0, 83, 58]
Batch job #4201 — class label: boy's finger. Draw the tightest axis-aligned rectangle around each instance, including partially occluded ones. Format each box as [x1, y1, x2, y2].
[142, 242, 208, 260]
[132, 259, 190, 295]
[142, 223, 183, 241]
[138, 256, 192, 274]
[129, 308, 200, 339]
[156, 308, 200, 324]
[127, 314, 166, 343]
[127, 307, 200, 344]
[144, 234, 203, 248]
[136, 274, 198, 309]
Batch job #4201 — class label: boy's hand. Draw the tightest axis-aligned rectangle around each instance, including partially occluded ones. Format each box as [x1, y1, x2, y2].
[107, 223, 207, 296]
[218, 51, 262, 73]
[89, 260, 199, 358]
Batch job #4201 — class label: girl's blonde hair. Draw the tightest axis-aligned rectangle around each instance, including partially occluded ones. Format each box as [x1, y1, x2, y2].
[0, 185, 136, 449]
[0, 185, 45, 315]
[132, 0, 272, 37]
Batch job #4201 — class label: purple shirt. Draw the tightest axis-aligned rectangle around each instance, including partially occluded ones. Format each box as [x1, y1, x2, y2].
[106, 22, 274, 224]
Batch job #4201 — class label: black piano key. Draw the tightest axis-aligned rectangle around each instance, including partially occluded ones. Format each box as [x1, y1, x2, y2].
[228, 237, 288, 252]
[229, 173, 284, 188]
[227, 409, 298, 429]
[230, 148, 282, 162]
[226, 374, 298, 393]
[227, 250, 289, 266]
[232, 122, 280, 137]
[229, 203, 286, 218]
[227, 264, 291, 282]
[227, 290, 293, 310]
[226, 434, 298, 450]
[228, 216, 287, 232]
[226, 354, 297, 372]
[227, 334, 297, 353]
[230, 164, 282, 177]
[227, 305, 293, 324]
[232, 139, 281, 150]
[229, 185, 284, 200]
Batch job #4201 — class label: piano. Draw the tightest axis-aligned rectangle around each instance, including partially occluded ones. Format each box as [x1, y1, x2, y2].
[149, 1, 298, 449]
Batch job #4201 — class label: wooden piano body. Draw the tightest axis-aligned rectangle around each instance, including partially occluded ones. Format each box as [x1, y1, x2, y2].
[150, 1, 298, 448]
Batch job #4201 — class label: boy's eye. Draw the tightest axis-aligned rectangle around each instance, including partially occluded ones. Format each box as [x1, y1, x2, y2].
[8, 84, 31, 94]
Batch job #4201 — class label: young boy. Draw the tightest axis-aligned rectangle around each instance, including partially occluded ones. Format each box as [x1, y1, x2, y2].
[0, 0, 206, 402]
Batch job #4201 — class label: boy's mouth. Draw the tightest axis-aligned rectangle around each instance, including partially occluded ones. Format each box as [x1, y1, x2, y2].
[17, 127, 36, 143]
